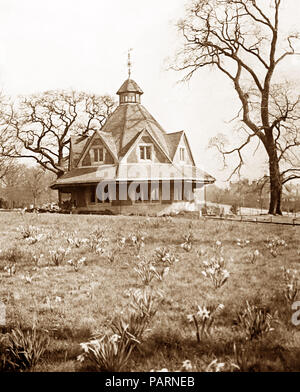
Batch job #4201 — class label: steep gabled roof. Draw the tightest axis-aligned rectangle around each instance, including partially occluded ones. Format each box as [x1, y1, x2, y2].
[164, 131, 184, 160]
[76, 129, 118, 167]
[118, 130, 143, 158]
[97, 131, 118, 161]
[69, 135, 90, 169]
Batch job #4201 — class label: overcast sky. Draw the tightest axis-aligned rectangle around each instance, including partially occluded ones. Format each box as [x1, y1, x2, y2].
[0, 0, 299, 187]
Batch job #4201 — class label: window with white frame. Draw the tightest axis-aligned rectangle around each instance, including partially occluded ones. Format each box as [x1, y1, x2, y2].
[93, 147, 105, 163]
[179, 147, 185, 162]
[139, 144, 152, 161]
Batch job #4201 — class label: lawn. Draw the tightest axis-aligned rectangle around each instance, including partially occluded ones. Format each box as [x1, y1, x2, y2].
[0, 211, 300, 372]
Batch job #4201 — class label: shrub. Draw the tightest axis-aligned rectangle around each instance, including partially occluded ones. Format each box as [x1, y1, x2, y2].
[77, 332, 136, 372]
[236, 301, 278, 340]
[1, 247, 24, 265]
[78, 288, 161, 371]
[4, 327, 49, 371]
[231, 341, 259, 372]
[114, 288, 160, 341]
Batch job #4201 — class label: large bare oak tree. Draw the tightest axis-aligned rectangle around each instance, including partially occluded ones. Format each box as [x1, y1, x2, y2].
[1, 90, 116, 178]
[174, 0, 300, 214]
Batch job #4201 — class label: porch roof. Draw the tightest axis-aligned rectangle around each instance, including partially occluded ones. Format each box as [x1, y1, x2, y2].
[50, 164, 215, 189]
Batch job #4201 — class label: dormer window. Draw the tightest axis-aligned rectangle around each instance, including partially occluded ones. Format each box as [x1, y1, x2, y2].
[139, 144, 152, 161]
[93, 147, 105, 163]
[179, 147, 185, 162]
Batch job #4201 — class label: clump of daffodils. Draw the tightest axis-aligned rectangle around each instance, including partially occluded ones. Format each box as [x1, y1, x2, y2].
[134, 258, 169, 286]
[88, 227, 108, 253]
[265, 237, 287, 257]
[17, 224, 39, 239]
[236, 238, 250, 248]
[246, 249, 260, 264]
[4, 263, 16, 276]
[201, 241, 230, 289]
[162, 215, 173, 224]
[25, 233, 44, 245]
[77, 332, 136, 372]
[155, 247, 179, 265]
[33, 253, 44, 266]
[67, 256, 86, 272]
[201, 262, 230, 289]
[205, 359, 225, 372]
[236, 300, 277, 340]
[128, 231, 145, 255]
[105, 249, 118, 263]
[67, 235, 88, 248]
[116, 234, 126, 249]
[281, 266, 298, 304]
[49, 247, 71, 266]
[187, 303, 225, 342]
[180, 232, 194, 252]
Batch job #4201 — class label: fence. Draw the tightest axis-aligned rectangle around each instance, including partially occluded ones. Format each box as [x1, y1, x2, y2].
[202, 214, 300, 227]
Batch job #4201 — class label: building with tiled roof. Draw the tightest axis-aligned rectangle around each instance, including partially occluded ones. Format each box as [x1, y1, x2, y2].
[51, 76, 215, 214]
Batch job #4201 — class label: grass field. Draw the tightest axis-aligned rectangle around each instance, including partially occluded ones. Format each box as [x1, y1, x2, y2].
[0, 211, 300, 372]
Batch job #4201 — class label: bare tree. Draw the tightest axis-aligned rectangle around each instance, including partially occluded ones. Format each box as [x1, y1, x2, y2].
[173, 0, 300, 214]
[1, 90, 116, 178]
[0, 94, 14, 180]
[0, 163, 28, 208]
[25, 166, 48, 208]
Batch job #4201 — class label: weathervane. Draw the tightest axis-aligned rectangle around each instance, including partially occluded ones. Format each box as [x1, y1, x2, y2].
[127, 48, 133, 79]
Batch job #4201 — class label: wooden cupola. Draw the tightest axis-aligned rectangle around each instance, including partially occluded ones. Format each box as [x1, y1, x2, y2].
[116, 78, 144, 105]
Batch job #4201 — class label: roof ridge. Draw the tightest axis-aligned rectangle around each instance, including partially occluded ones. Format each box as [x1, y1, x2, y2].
[138, 104, 166, 134]
[120, 103, 130, 155]
[95, 130, 118, 162]
[136, 105, 169, 156]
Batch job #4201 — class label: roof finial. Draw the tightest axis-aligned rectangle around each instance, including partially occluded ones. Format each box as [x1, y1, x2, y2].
[127, 48, 133, 79]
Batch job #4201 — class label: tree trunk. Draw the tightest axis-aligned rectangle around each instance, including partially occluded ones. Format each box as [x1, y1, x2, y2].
[268, 151, 282, 215]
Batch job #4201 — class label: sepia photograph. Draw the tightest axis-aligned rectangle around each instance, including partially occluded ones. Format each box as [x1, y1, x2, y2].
[0, 0, 300, 381]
